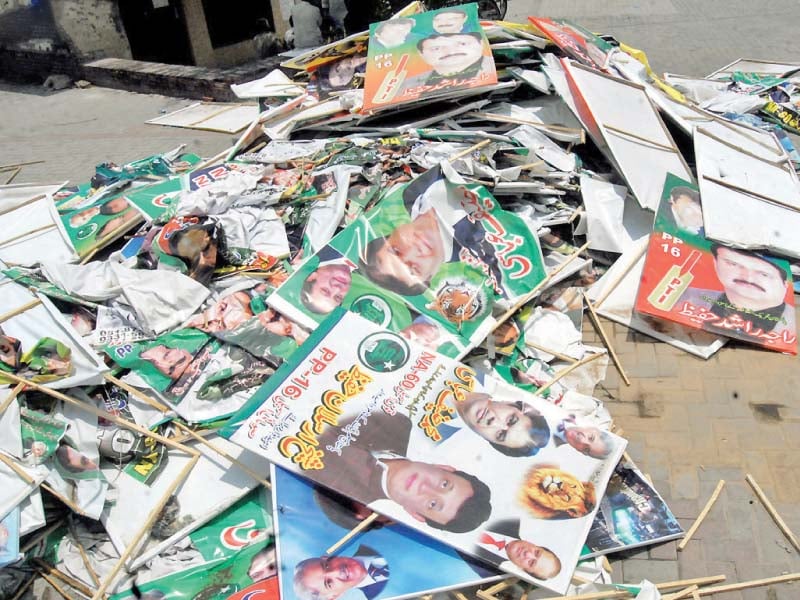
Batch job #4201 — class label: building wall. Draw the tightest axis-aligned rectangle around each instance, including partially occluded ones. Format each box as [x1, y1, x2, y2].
[51, 0, 131, 60]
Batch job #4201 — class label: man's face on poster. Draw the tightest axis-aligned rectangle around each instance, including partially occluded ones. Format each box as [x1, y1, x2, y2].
[419, 34, 483, 76]
[141, 345, 193, 379]
[714, 247, 786, 311]
[670, 193, 703, 234]
[376, 21, 413, 47]
[385, 460, 474, 525]
[373, 210, 445, 291]
[459, 394, 534, 449]
[298, 556, 366, 600]
[432, 11, 467, 34]
[506, 540, 560, 579]
[564, 426, 609, 459]
[302, 263, 352, 314]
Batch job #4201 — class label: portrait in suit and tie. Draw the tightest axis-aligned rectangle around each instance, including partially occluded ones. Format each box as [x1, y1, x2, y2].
[552, 415, 613, 459]
[293, 544, 389, 600]
[473, 519, 561, 580]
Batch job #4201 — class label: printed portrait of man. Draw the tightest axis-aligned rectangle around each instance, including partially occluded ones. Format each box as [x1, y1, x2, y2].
[432, 9, 468, 34]
[552, 415, 614, 459]
[454, 392, 550, 458]
[474, 519, 562, 580]
[312, 411, 492, 534]
[373, 18, 414, 49]
[293, 545, 389, 600]
[54, 443, 98, 474]
[405, 32, 493, 89]
[678, 244, 795, 340]
[140, 344, 194, 380]
[666, 186, 704, 236]
[300, 247, 357, 315]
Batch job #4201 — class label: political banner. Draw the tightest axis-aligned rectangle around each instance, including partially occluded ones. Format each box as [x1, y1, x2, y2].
[222, 309, 626, 593]
[635, 174, 796, 354]
[363, 3, 497, 112]
[268, 163, 547, 358]
[527, 18, 613, 72]
[273, 466, 504, 600]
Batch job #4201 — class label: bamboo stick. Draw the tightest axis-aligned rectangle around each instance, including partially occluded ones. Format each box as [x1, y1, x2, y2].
[0, 193, 46, 218]
[603, 124, 678, 152]
[8, 575, 35, 600]
[582, 292, 631, 386]
[523, 340, 578, 363]
[702, 174, 800, 212]
[536, 574, 726, 600]
[5, 167, 21, 185]
[0, 372, 197, 456]
[173, 422, 271, 490]
[78, 214, 144, 264]
[468, 111, 585, 136]
[0, 160, 45, 170]
[20, 518, 66, 554]
[694, 572, 800, 595]
[592, 243, 648, 308]
[0, 224, 56, 248]
[532, 351, 605, 398]
[663, 584, 699, 600]
[677, 480, 725, 551]
[0, 452, 35, 484]
[477, 578, 518, 600]
[0, 383, 25, 414]
[68, 518, 101, 588]
[447, 139, 492, 163]
[104, 374, 172, 414]
[32, 558, 94, 598]
[91, 454, 200, 600]
[325, 512, 380, 555]
[34, 567, 76, 600]
[0, 298, 42, 324]
[42, 482, 91, 517]
[746, 474, 800, 553]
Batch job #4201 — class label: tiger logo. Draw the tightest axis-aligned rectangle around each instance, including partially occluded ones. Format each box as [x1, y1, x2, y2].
[426, 281, 485, 326]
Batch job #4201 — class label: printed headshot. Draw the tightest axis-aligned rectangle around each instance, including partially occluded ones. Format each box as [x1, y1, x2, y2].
[474, 518, 562, 580]
[552, 415, 614, 459]
[294, 545, 389, 600]
[301, 247, 356, 314]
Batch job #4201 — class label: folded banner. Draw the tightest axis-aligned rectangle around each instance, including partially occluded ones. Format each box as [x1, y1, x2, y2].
[223, 309, 626, 593]
[363, 3, 497, 112]
[268, 163, 547, 358]
[635, 174, 796, 354]
[272, 465, 504, 600]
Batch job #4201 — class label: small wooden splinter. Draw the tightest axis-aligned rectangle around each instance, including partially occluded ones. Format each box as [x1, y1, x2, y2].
[325, 512, 381, 555]
[677, 480, 725, 551]
[746, 474, 800, 553]
[582, 291, 631, 386]
[663, 584, 699, 600]
[447, 138, 492, 163]
[476, 578, 518, 600]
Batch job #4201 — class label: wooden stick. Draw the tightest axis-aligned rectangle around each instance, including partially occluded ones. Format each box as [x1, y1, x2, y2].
[677, 479, 725, 551]
[447, 138, 493, 163]
[0, 224, 56, 248]
[91, 454, 200, 600]
[20, 517, 66, 554]
[5, 167, 21, 185]
[690, 591, 700, 600]
[663, 584, 699, 600]
[0, 160, 45, 170]
[78, 214, 144, 263]
[468, 111, 586, 136]
[0, 372, 197, 456]
[33, 558, 95, 598]
[0, 452, 35, 484]
[173, 422, 271, 490]
[702, 174, 800, 212]
[0, 382, 25, 414]
[537, 575, 727, 600]
[0, 193, 46, 219]
[582, 291, 631, 386]
[489, 241, 590, 335]
[42, 482, 92, 517]
[34, 567, 77, 600]
[592, 242, 648, 308]
[0, 298, 42, 324]
[694, 572, 800, 595]
[8, 575, 35, 600]
[523, 339, 578, 363]
[477, 578, 518, 600]
[104, 374, 172, 414]
[603, 124, 678, 152]
[746, 474, 800, 553]
[532, 351, 605, 398]
[68, 517, 101, 588]
[325, 512, 380, 555]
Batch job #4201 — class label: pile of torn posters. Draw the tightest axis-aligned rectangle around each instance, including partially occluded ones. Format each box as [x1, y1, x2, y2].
[1, 4, 799, 600]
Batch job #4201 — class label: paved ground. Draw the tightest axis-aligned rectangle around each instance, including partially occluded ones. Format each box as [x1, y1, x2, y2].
[3, 4, 800, 597]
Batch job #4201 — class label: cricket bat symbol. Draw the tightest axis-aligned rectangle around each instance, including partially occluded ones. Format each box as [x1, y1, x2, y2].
[373, 54, 409, 105]
[647, 249, 702, 311]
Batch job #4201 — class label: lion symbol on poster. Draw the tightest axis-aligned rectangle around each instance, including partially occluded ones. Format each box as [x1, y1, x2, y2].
[519, 466, 596, 519]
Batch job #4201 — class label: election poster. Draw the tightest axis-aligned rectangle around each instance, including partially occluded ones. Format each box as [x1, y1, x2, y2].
[527, 18, 613, 72]
[363, 3, 497, 112]
[580, 461, 683, 558]
[268, 163, 547, 358]
[272, 466, 504, 600]
[110, 488, 277, 600]
[222, 309, 626, 593]
[635, 174, 796, 354]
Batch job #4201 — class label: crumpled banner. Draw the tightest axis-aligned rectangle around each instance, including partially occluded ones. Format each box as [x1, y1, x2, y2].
[0, 331, 73, 384]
